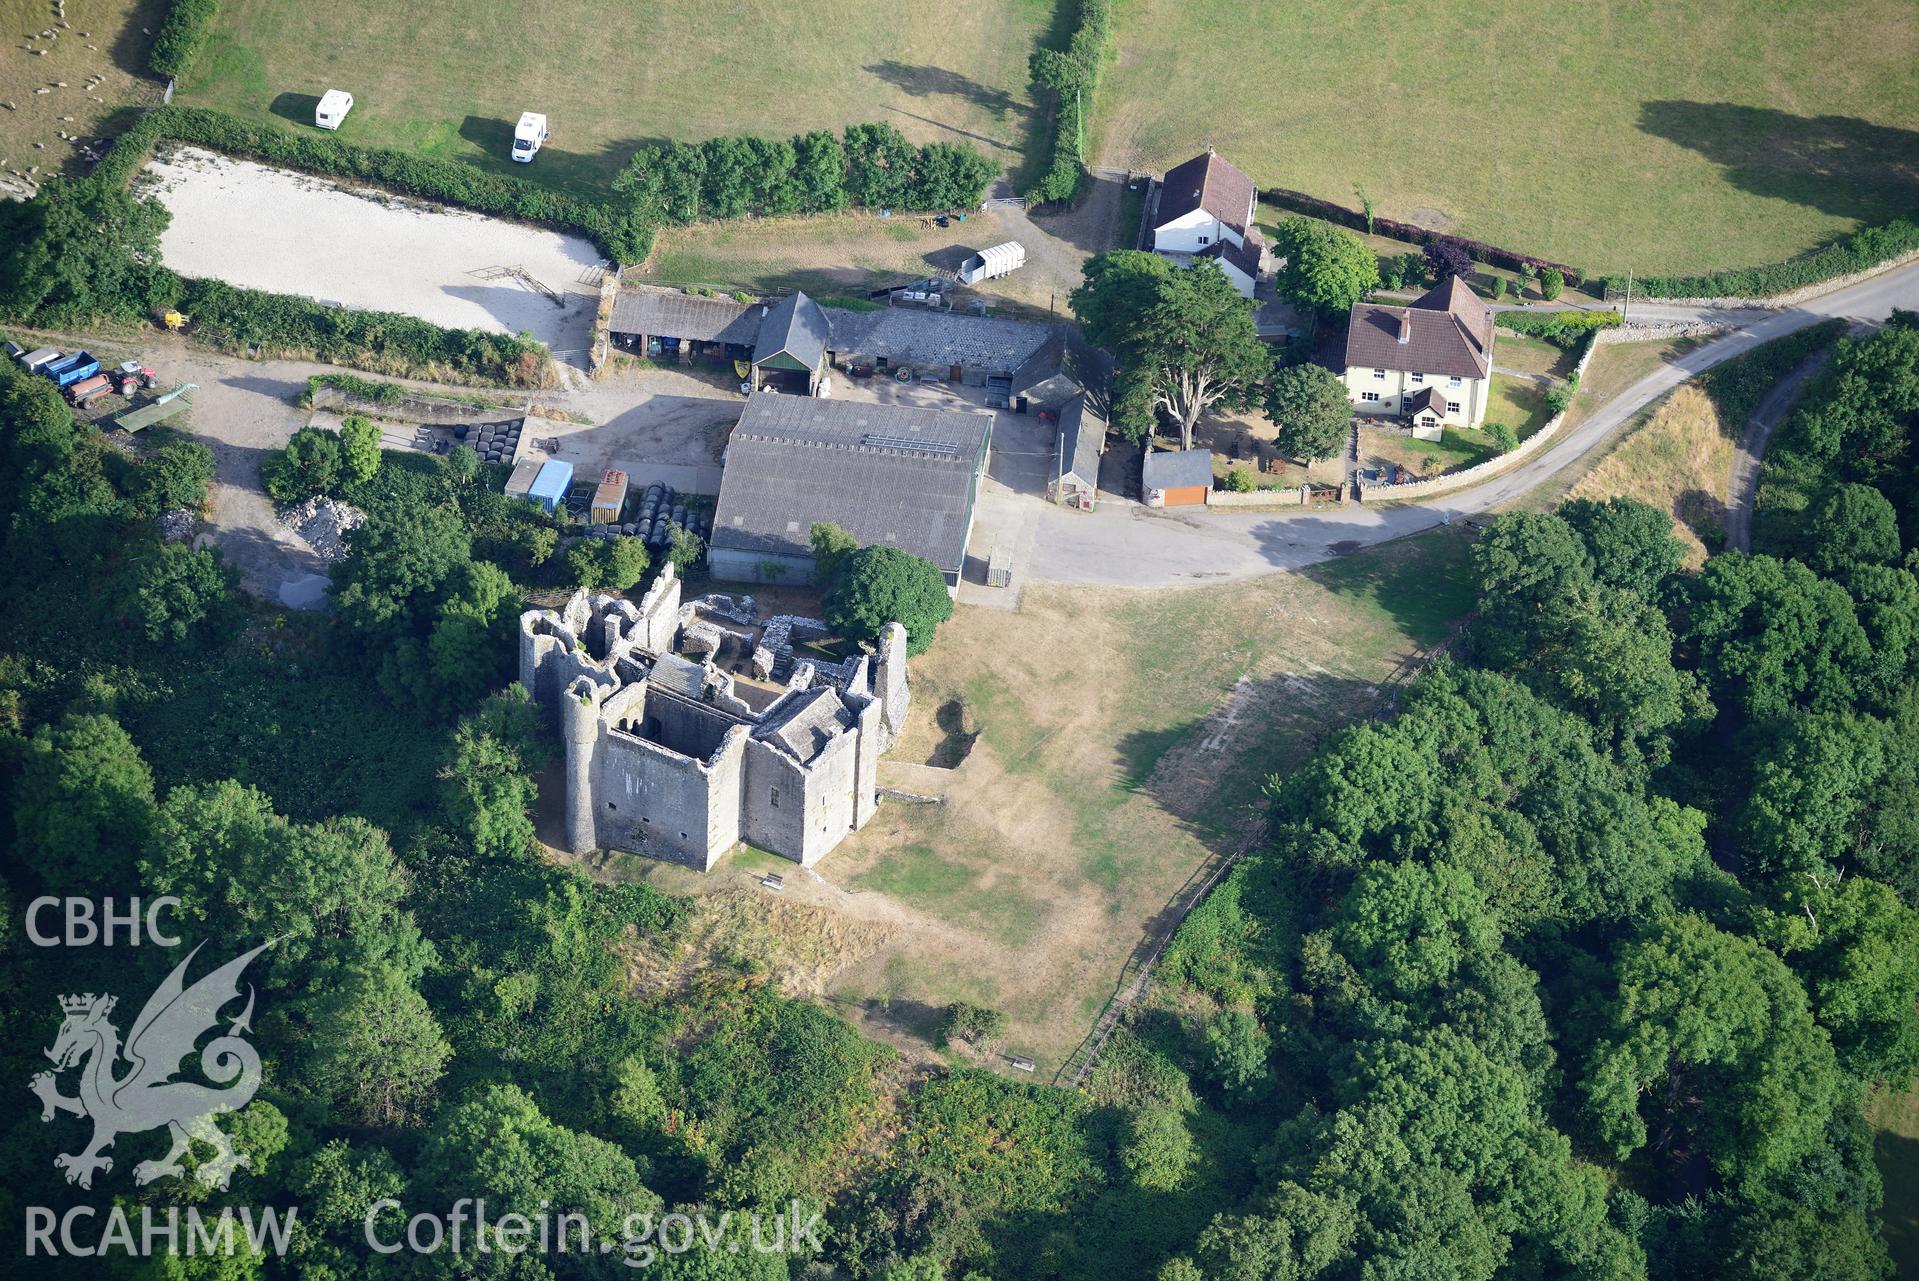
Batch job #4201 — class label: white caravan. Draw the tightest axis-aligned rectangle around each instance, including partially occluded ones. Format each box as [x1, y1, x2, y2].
[315, 90, 353, 130]
[513, 112, 549, 163]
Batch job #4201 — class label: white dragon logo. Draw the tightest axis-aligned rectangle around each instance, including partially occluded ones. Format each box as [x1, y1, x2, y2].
[29, 941, 271, 1190]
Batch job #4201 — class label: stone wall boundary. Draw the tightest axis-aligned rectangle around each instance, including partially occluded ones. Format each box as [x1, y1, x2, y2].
[1356, 333, 1606, 503]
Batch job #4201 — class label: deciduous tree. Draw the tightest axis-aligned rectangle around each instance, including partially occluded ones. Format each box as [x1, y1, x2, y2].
[823, 545, 953, 655]
[15, 712, 156, 888]
[1270, 216, 1380, 315]
[1265, 363, 1352, 463]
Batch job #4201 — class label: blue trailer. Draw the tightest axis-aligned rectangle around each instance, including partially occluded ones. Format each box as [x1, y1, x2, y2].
[43, 351, 101, 388]
[525, 459, 574, 515]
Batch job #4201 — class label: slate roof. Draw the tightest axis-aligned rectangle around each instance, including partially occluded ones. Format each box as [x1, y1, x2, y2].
[1056, 393, 1107, 488]
[609, 287, 761, 345]
[757, 687, 853, 764]
[710, 394, 992, 574]
[1142, 447, 1214, 491]
[1156, 149, 1257, 235]
[827, 307, 1062, 376]
[1202, 230, 1265, 279]
[1406, 386, 1447, 416]
[753, 292, 830, 370]
[1344, 277, 1497, 379]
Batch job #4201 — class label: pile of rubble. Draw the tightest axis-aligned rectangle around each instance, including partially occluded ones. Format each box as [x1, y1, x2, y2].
[158, 509, 196, 544]
[277, 497, 366, 561]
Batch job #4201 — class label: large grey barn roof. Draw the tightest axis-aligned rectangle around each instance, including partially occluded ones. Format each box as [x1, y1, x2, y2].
[608, 288, 761, 345]
[827, 308, 1062, 375]
[711, 393, 991, 573]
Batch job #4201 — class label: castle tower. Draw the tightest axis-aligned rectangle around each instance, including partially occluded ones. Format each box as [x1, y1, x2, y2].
[561, 676, 603, 855]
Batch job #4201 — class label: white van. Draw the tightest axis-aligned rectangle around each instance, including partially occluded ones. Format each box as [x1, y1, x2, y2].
[315, 90, 353, 130]
[513, 112, 548, 163]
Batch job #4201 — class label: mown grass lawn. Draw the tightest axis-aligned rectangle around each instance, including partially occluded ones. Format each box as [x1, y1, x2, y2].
[1100, 0, 1919, 275]
[179, 0, 1055, 196]
[1360, 424, 1500, 478]
[1487, 372, 1553, 439]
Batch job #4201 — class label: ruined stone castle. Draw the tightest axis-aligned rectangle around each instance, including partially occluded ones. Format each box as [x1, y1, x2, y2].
[518, 565, 909, 871]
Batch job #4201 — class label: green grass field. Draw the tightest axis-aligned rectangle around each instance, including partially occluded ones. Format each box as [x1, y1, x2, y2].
[179, 0, 1055, 195]
[1100, 0, 1919, 275]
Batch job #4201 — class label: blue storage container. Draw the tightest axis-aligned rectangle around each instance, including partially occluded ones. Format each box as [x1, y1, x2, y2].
[525, 459, 574, 514]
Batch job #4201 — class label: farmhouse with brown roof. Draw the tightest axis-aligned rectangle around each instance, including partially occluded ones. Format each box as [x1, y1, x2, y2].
[1342, 276, 1497, 438]
[1152, 148, 1265, 299]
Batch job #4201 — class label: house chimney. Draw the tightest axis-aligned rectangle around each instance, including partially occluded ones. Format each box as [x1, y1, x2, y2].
[1397, 312, 1411, 344]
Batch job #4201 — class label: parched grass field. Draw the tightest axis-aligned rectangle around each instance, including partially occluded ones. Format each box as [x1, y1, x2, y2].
[612, 531, 1474, 1071]
[1100, 0, 1919, 275]
[178, 0, 1056, 195]
[1569, 383, 1733, 566]
[821, 530, 1472, 1069]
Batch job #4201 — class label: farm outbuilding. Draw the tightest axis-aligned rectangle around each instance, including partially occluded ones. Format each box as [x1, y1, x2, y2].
[607, 287, 762, 364]
[750, 293, 830, 395]
[827, 308, 1063, 391]
[1049, 394, 1108, 510]
[708, 393, 992, 591]
[1142, 448, 1213, 507]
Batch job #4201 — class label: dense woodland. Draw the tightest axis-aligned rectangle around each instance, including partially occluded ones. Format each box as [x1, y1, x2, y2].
[1, 307, 1917, 1281]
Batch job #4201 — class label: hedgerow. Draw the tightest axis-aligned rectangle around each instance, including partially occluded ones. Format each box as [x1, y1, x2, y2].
[615, 123, 996, 226]
[1697, 317, 1848, 427]
[149, 0, 219, 82]
[1025, 0, 1113, 206]
[1610, 218, 1919, 300]
[302, 373, 407, 406]
[169, 278, 552, 387]
[1261, 186, 1586, 280]
[1494, 309, 1623, 348]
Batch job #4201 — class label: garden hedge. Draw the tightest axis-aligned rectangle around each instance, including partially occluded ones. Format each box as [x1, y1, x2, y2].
[1258, 185, 1586, 281]
[148, 0, 219, 82]
[1494, 309, 1622, 348]
[1606, 219, 1919, 301]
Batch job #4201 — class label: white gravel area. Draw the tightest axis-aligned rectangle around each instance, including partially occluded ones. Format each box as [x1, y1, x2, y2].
[144, 146, 603, 362]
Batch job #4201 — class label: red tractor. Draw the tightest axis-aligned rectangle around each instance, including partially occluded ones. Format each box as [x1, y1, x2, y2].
[114, 361, 156, 397]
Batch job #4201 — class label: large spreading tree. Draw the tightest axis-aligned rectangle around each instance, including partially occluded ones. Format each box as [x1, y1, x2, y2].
[823, 544, 954, 655]
[1071, 251, 1268, 448]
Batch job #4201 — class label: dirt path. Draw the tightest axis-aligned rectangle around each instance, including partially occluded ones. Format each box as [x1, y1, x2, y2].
[1724, 342, 1840, 553]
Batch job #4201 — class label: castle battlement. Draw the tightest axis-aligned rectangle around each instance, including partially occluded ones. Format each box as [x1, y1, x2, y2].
[518, 565, 908, 871]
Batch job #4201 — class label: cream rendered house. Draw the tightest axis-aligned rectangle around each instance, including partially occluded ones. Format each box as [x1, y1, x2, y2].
[1342, 277, 1496, 439]
[1152, 148, 1265, 299]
